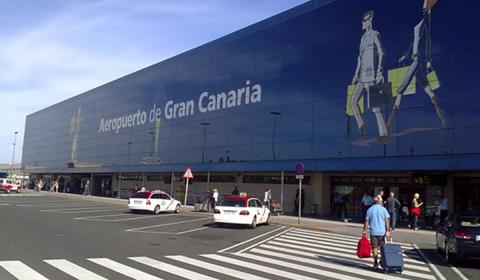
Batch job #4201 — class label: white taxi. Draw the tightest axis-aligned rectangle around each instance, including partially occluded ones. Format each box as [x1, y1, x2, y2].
[0, 178, 19, 193]
[128, 190, 181, 214]
[214, 195, 271, 228]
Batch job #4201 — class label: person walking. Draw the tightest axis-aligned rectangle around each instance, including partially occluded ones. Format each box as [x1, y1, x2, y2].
[386, 192, 401, 231]
[210, 188, 219, 211]
[264, 188, 272, 210]
[409, 193, 423, 230]
[362, 195, 391, 269]
[231, 186, 240, 195]
[437, 194, 448, 223]
[360, 191, 374, 220]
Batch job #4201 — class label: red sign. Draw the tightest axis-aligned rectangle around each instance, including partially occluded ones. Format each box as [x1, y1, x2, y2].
[183, 168, 194, 179]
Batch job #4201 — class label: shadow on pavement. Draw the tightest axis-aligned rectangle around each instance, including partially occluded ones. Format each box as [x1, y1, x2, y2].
[421, 247, 480, 269]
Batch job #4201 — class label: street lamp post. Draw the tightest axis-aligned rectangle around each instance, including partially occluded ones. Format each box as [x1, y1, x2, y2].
[127, 141, 132, 165]
[11, 131, 18, 172]
[270, 112, 281, 160]
[149, 131, 155, 156]
[200, 122, 210, 163]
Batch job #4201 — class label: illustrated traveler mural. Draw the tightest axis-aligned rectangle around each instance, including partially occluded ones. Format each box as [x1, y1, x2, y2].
[349, 10, 389, 143]
[388, 0, 445, 128]
[349, 0, 445, 146]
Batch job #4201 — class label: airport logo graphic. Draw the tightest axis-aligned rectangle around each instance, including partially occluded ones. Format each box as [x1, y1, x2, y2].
[97, 80, 262, 134]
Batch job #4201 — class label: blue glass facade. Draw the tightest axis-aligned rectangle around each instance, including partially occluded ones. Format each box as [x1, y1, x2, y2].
[22, 0, 480, 174]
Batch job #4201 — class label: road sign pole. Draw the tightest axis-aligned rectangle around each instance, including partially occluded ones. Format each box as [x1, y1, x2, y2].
[184, 178, 189, 206]
[298, 178, 302, 224]
[295, 162, 304, 225]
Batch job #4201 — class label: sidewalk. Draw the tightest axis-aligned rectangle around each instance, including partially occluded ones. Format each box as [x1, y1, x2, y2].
[271, 214, 436, 245]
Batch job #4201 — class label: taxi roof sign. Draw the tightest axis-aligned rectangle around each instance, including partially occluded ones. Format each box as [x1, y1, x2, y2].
[183, 168, 194, 179]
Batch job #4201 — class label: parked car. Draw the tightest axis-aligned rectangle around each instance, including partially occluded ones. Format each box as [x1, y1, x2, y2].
[0, 178, 19, 193]
[128, 190, 181, 214]
[214, 195, 271, 228]
[436, 212, 480, 262]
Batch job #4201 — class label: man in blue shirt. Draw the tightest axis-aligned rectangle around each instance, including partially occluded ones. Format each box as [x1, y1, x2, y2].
[363, 195, 391, 269]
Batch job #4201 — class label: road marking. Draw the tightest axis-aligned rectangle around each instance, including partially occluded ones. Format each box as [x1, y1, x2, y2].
[88, 258, 163, 280]
[0, 260, 49, 280]
[235, 227, 293, 254]
[176, 227, 210, 235]
[167, 255, 270, 280]
[262, 242, 428, 270]
[259, 243, 429, 272]
[203, 254, 349, 280]
[76, 214, 175, 222]
[217, 226, 287, 253]
[74, 213, 132, 220]
[451, 266, 469, 280]
[273, 237, 423, 264]
[129, 256, 219, 280]
[0, 203, 10, 206]
[243, 250, 407, 280]
[285, 231, 415, 250]
[125, 217, 211, 232]
[293, 228, 414, 247]
[61, 208, 127, 214]
[17, 203, 88, 207]
[414, 244, 447, 280]
[41, 206, 112, 212]
[44, 259, 107, 280]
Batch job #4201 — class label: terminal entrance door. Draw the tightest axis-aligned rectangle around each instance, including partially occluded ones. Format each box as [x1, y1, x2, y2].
[93, 175, 113, 197]
[455, 178, 480, 212]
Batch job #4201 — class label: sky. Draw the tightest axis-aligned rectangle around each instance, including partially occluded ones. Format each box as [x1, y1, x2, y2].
[0, 0, 309, 164]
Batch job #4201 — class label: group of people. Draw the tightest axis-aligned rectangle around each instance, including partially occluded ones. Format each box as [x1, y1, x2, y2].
[361, 189, 448, 231]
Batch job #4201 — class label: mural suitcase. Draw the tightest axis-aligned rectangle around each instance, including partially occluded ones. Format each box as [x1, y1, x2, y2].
[381, 239, 403, 273]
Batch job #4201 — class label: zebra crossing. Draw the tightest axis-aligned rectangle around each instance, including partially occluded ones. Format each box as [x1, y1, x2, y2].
[0, 228, 443, 280]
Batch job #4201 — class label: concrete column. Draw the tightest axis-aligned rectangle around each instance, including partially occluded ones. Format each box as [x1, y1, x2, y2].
[311, 173, 331, 216]
[445, 174, 454, 212]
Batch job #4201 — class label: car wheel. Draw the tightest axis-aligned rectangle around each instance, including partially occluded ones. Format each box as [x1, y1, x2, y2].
[250, 216, 257, 229]
[265, 214, 271, 225]
[174, 204, 180, 214]
[154, 205, 161, 215]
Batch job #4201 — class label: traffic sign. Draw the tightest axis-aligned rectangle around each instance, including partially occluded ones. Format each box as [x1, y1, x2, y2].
[296, 162, 304, 175]
[183, 168, 194, 179]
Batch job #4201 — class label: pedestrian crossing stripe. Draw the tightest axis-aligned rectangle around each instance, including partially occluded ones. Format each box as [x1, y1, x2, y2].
[0, 261, 49, 280]
[129, 257, 219, 280]
[88, 258, 162, 280]
[44, 259, 107, 280]
[167, 255, 270, 280]
[203, 253, 351, 280]
[0, 229, 444, 280]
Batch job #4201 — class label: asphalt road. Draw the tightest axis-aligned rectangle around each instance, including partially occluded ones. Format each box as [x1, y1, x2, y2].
[0, 191, 478, 280]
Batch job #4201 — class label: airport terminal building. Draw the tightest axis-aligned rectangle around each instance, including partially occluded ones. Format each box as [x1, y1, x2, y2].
[22, 0, 480, 221]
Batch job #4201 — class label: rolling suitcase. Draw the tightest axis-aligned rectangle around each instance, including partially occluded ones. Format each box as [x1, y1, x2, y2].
[381, 237, 403, 273]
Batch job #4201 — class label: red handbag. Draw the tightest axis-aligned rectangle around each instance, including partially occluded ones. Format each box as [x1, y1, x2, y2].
[356, 233, 371, 258]
[411, 207, 421, 216]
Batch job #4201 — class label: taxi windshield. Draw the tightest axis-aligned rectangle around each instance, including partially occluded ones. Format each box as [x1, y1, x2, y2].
[131, 192, 150, 199]
[219, 199, 244, 207]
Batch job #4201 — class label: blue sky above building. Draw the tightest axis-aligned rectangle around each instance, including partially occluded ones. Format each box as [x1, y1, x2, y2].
[0, 0, 308, 163]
